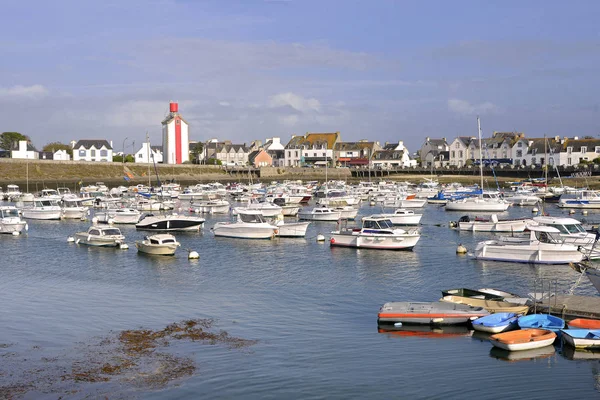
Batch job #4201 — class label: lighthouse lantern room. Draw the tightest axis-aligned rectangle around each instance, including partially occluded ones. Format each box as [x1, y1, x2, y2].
[161, 101, 189, 164]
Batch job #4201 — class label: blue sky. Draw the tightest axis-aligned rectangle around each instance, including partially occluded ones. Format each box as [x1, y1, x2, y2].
[1, 0, 598, 152]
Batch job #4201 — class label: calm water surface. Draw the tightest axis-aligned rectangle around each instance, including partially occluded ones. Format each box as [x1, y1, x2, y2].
[1, 201, 600, 399]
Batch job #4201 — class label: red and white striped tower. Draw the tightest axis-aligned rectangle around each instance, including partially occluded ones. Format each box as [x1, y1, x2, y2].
[161, 101, 189, 164]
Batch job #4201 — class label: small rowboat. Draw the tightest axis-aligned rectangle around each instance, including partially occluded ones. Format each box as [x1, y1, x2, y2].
[490, 329, 556, 351]
[518, 314, 565, 333]
[477, 288, 530, 305]
[561, 329, 600, 349]
[472, 313, 520, 333]
[567, 318, 600, 329]
[377, 301, 489, 325]
[440, 295, 530, 315]
[441, 288, 504, 301]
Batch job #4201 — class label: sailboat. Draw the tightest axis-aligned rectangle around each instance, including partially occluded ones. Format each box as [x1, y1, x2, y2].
[445, 117, 511, 212]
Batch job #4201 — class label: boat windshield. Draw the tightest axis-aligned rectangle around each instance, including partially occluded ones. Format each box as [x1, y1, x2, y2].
[564, 224, 586, 234]
[536, 231, 560, 244]
[1, 208, 19, 218]
[363, 219, 393, 229]
[239, 213, 264, 223]
[102, 228, 122, 236]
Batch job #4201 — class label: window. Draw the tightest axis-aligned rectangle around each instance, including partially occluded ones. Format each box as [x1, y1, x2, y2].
[581, 146, 587, 153]
[455, 142, 459, 149]
[304, 153, 308, 157]
[568, 157, 572, 165]
[313, 152, 317, 157]
[100, 150, 107, 157]
[516, 150, 523, 157]
[451, 150, 455, 158]
[288, 151, 291, 157]
[595, 147, 600, 154]
[567, 147, 573, 154]
[532, 157, 536, 165]
[138, 154, 143, 158]
[517, 142, 523, 148]
[295, 151, 298, 157]
[458, 150, 463, 158]
[322, 152, 326, 157]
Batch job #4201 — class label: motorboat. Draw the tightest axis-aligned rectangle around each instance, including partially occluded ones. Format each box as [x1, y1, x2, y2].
[377, 301, 489, 325]
[38, 188, 62, 201]
[558, 190, 600, 209]
[489, 329, 556, 351]
[280, 205, 300, 217]
[329, 217, 420, 250]
[273, 220, 310, 238]
[444, 192, 511, 212]
[471, 313, 520, 333]
[397, 198, 427, 208]
[21, 198, 62, 220]
[136, 213, 205, 231]
[134, 198, 161, 211]
[570, 262, 600, 295]
[473, 225, 585, 264]
[440, 295, 530, 315]
[135, 234, 180, 256]
[450, 214, 531, 232]
[0, 206, 28, 235]
[95, 208, 142, 224]
[518, 314, 565, 333]
[365, 209, 422, 225]
[532, 216, 599, 259]
[502, 191, 542, 206]
[73, 226, 126, 247]
[561, 329, 600, 349]
[61, 198, 90, 220]
[241, 199, 282, 217]
[212, 210, 277, 239]
[298, 206, 341, 221]
[190, 198, 230, 214]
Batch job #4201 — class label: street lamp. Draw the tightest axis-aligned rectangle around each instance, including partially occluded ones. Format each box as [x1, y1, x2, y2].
[122, 137, 128, 164]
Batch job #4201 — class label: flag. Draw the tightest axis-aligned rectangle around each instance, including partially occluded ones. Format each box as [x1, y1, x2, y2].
[126, 171, 134, 179]
[123, 176, 130, 182]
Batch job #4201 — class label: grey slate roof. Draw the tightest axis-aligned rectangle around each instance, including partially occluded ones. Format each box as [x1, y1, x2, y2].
[73, 140, 112, 150]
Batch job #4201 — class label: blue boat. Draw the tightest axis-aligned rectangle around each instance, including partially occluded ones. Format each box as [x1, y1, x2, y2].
[518, 314, 565, 334]
[472, 312, 520, 333]
[561, 329, 600, 349]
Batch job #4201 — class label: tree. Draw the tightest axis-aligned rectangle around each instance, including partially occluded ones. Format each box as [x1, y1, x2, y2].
[206, 158, 222, 165]
[0, 132, 28, 150]
[42, 141, 72, 156]
[189, 142, 204, 163]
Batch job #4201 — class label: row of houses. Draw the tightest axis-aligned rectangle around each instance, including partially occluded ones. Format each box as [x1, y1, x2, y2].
[419, 133, 600, 168]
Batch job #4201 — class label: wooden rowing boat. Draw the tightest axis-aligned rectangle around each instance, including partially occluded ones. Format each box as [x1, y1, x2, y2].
[440, 295, 530, 315]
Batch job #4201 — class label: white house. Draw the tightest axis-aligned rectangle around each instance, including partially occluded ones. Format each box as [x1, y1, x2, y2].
[558, 137, 600, 167]
[284, 132, 340, 167]
[264, 137, 285, 167]
[53, 149, 70, 161]
[371, 141, 417, 169]
[135, 143, 163, 163]
[448, 137, 473, 167]
[419, 137, 448, 165]
[11, 140, 38, 159]
[72, 140, 113, 162]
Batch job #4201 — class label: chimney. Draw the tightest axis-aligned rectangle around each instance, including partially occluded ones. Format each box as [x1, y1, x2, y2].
[574, 136, 579, 140]
[555, 136, 560, 142]
[425, 137, 430, 142]
[442, 137, 446, 142]
[70, 140, 76, 149]
[110, 140, 113, 149]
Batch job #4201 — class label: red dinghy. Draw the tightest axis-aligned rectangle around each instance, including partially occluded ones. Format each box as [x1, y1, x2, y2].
[568, 318, 600, 329]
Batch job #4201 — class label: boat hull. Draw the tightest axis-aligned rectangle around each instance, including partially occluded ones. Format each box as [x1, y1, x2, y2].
[74, 232, 124, 247]
[212, 223, 276, 239]
[472, 313, 520, 333]
[457, 219, 530, 232]
[561, 329, 600, 349]
[330, 232, 420, 250]
[490, 329, 556, 351]
[136, 216, 205, 231]
[378, 301, 489, 325]
[275, 222, 310, 238]
[0, 221, 27, 234]
[474, 241, 584, 264]
[22, 209, 62, 220]
[135, 242, 178, 255]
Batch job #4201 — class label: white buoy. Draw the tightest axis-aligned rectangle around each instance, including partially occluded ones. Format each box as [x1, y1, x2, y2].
[188, 250, 200, 259]
[369, 200, 376, 206]
[569, 209, 576, 215]
[119, 243, 129, 250]
[532, 207, 539, 213]
[12, 231, 20, 236]
[456, 244, 467, 254]
[583, 210, 588, 216]
[67, 236, 75, 242]
[316, 234, 326, 242]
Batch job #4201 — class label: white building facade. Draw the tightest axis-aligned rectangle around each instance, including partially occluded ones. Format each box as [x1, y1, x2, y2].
[135, 143, 163, 163]
[11, 140, 38, 159]
[72, 140, 113, 162]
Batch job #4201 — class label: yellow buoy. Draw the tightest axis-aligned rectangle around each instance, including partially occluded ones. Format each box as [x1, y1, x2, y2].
[456, 244, 467, 254]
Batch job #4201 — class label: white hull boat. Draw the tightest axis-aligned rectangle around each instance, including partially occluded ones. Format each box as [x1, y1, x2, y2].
[490, 329, 556, 351]
[330, 217, 420, 250]
[21, 199, 62, 220]
[532, 216, 600, 259]
[445, 197, 511, 212]
[397, 199, 427, 208]
[298, 207, 341, 221]
[74, 226, 126, 247]
[0, 206, 28, 234]
[281, 205, 300, 216]
[136, 234, 180, 255]
[274, 221, 310, 238]
[212, 210, 277, 239]
[452, 214, 531, 232]
[474, 225, 585, 264]
[366, 209, 422, 225]
[190, 200, 230, 214]
[95, 208, 142, 224]
[502, 194, 541, 206]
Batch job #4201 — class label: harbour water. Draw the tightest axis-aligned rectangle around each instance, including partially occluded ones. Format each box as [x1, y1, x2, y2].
[1, 201, 600, 398]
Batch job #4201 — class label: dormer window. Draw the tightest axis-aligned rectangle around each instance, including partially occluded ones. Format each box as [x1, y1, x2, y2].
[567, 147, 573, 154]
[595, 146, 600, 154]
[517, 142, 523, 148]
[581, 146, 587, 153]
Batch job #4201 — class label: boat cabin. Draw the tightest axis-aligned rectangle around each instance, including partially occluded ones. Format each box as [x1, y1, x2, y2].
[533, 216, 587, 235]
[0, 207, 20, 218]
[238, 211, 267, 224]
[88, 227, 122, 236]
[145, 234, 178, 245]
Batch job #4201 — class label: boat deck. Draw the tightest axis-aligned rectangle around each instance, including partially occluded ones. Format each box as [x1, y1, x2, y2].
[535, 294, 600, 320]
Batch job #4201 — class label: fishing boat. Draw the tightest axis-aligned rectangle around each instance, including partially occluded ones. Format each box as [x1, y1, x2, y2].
[0, 206, 28, 235]
[472, 313, 520, 333]
[473, 225, 585, 264]
[330, 217, 420, 250]
[568, 318, 600, 329]
[440, 295, 529, 315]
[73, 226, 126, 247]
[212, 209, 278, 239]
[377, 301, 489, 325]
[561, 329, 600, 349]
[21, 198, 62, 220]
[135, 234, 180, 256]
[365, 209, 422, 225]
[518, 314, 565, 332]
[489, 329, 556, 351]
[441, 288, 504, 301]
[136, 213, 205, 232]
[450, 214, 531, 232]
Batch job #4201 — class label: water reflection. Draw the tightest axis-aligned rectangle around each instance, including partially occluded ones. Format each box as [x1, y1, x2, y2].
[489, 345, 557, 362]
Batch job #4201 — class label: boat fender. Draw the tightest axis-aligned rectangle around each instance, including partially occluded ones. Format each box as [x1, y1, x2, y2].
[432, 318, 444, 323]
[449, 221, 457, 228]
[87, 235, 91, 242]
[12, 231, 20, 236]
[316, 234, 325, 242]
[394, 322, 403, 327]
[330, 237, 336, 244]
[274, 229, 279, 235]
[75, 239, 80, 244]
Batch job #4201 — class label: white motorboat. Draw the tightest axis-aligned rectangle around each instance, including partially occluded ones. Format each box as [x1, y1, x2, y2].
[190, 198, 231, 214]
[298, 206, 342, 221]
[38, 188, 62, 202]
[558, 190, 600, 209]
[532, 216, 599, 258]
[0, 206, 28, 234]
[21, 199, 62, 220]
[74, 226, 126, 247]
[135, 233, 180, 256]
[281, 205, 300, 216]
[134, 198, 161, 211]
[397, 198, 427, 208]
[330, 217, 421, 250]
[136, 213, 205, 231]
[4, 184, 22, 201]
[212, 210, 277, 239]
[273, 220, 311, 238]
[473, 225, 585, 264]
[451, 214, 531, 232]
[244, 199, 283, 217]
[445, 193, 511, 212]
[95, 208, 142, 224]
[502, 193, 541, 206]
[365, 209, 422, 225]
[61, 198, 90, 220]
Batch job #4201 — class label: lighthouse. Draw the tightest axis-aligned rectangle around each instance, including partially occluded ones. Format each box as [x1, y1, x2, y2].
[161, 101, 189, 164]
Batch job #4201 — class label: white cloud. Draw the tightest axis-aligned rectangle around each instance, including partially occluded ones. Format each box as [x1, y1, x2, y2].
[106, 100, 169, 128]
[448, 98, 499, 116]
[268, 92, 320, 113]
[218, 101, 231, 107]
[0, 84, 49, 99]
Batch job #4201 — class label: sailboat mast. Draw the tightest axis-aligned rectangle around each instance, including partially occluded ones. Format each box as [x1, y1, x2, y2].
[544, 134, 548, 187]
[477, 116, 483, 191]
[146, 132, 151, 187]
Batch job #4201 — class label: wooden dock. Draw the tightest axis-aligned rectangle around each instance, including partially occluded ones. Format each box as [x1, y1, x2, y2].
[533, 294, 600, 320]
